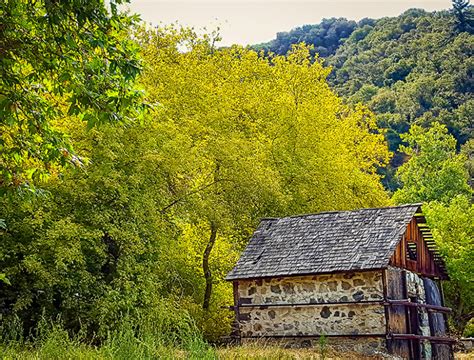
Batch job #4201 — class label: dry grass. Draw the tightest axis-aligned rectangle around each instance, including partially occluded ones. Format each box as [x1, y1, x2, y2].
[217, 344, 387, 360]
[217, 343, 474, 360]
[455, 352, 474, 360]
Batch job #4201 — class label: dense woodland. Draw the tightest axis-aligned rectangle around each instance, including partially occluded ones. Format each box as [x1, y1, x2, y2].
[256, 7, 474, 189]
[0, 0, 473, 358]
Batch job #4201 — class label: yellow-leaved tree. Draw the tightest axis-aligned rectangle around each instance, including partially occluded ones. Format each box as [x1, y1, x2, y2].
[0, 26, 391, 342]
[137, 27, 391, 338]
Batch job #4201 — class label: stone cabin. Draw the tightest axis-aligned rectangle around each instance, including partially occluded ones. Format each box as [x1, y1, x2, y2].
[226, 204, 454, 359]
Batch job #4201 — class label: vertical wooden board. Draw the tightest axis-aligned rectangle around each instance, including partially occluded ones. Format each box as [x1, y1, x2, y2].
[389, 243, 397, 266]
[233, 281, 241, 340]
[419, 229, 424, 274]
[395, 240, 400, 265]
[408, 219, 413, 241]
[386, 269, 406, 332]
[401, 235, 406, 268]
[407, 259, 417, 272]
[421, 230, 427, 274]
[390, 235, 406, 268]
[386, 268, 411, 359]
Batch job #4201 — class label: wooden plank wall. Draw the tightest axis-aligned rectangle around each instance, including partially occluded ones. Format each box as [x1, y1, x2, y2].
[389, 218, 444, 279]
[385, 268, 411, 358]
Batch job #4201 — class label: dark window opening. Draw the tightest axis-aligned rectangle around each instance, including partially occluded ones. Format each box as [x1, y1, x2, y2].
[407, 242, 418, 261]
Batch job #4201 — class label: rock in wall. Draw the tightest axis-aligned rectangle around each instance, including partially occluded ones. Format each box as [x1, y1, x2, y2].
[236, 271, 385, 338]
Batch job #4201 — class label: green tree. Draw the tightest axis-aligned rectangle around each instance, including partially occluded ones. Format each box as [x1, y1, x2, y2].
[393, 123, 472, 204]
[452, 0, 474, 33]
[0, 121, 175, 337]
[424, 197, 474, 332]
[139, 30, 391, 325]
[0, 0, 144, 193]
[253, 18, 359, 57]
[327, 9, 473, 189]
[254, 9, 473, 161]
[1, 28, 392, 341]
[462, 139, 474, 188]
[393, 123, 473, 333]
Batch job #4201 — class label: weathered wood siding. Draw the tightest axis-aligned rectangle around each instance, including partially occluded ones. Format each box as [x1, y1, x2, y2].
[385, 267, 410, 358]
[390, 217, 446, 279]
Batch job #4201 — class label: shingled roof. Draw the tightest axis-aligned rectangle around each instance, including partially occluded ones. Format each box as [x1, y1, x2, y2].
[226, 204, 424, 280]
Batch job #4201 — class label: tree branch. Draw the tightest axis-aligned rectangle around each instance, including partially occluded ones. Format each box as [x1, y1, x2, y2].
[202, 221, 217, 310]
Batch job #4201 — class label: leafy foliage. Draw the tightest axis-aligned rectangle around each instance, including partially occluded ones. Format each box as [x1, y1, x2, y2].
[452, 0, 474, 33]
[424, 197, 474, 333]
[2, 2, 472, 348]
[253, 18, 363, 58]
[330, 9, 473, 152]
[0, 0, 144, 192]
[392, 123, 471, 204]
[393, 123, 473, 333]
[255, 9, 473, 190]
[0, 27, 391, 341]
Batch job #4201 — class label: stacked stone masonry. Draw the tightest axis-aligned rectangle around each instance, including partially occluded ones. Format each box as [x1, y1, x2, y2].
[237, 271, 385, 338]
[235, 269, 449, 358]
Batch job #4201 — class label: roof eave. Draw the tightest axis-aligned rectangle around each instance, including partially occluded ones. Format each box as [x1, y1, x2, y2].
[225, 267, 387, 282]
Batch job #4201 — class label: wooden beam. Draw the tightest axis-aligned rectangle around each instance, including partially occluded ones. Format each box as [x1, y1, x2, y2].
[241, 333, 387, 339]
[382, 269, 392, 352]
[236, 299, 385, 308]
[386, 300, 451, 313]
[390, 334, 456, 344]
[233, 281, 241, 342]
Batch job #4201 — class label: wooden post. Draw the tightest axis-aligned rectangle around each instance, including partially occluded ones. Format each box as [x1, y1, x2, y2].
[438, 279, 454, 360]
[401, 270, 416, 360]
[382, 269, 392, 353]
[233, 281, 241, 343]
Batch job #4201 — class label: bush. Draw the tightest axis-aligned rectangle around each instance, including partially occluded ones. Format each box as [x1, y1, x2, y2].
[463, 318, 474, 338]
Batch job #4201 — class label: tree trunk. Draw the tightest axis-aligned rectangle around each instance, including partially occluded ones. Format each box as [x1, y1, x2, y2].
[202, 221, 217, 310]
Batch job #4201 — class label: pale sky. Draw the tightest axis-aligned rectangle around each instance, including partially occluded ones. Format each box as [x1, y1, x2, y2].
[125, 0, 452, 46]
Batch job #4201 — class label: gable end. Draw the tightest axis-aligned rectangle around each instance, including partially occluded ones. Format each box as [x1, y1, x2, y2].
[389, 212, 448, 279]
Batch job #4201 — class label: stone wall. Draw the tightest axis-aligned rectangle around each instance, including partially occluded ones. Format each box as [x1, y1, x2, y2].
[234, 268, 450, 358]
[235, 271, 385, 338]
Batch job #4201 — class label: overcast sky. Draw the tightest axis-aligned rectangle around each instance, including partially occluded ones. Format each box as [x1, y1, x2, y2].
[125, 0, 452, 46]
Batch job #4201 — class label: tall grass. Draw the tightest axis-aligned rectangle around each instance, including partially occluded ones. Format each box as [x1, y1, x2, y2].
[0, 308, 217, 359]
[0, 309, 395, 359]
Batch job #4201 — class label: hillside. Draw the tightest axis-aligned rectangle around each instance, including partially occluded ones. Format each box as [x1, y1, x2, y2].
[253, 17, 364, 58]
[255, 9, 473, 189]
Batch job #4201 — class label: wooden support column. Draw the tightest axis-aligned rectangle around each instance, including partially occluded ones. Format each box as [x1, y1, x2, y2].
[382, 269, 392, 353]
[401, 269, 417, 360]
[233, 281, 241, 343]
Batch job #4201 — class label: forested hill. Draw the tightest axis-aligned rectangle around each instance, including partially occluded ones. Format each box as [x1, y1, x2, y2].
[254, 9, 473, 189]
[253, 17, 366, 58]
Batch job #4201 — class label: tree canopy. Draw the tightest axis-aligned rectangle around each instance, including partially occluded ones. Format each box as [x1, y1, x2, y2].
[393, 123, 473, 333]
[1, 2, 473, 348]
[392, 123, 471, 204]
[0, 0, 144, 193]
[253, 18, 363, 58]
[330, 9, 473, 152]
[254, 9, 473, 190]
[0, 27, 391, 340]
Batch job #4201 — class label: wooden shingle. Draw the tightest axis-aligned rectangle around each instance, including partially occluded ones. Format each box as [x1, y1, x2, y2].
[226, 204, 422, 280]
